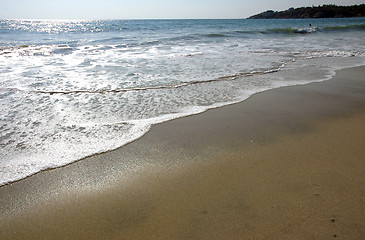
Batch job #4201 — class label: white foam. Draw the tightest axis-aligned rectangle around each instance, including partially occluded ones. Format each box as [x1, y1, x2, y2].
[1, 19, 365, 186]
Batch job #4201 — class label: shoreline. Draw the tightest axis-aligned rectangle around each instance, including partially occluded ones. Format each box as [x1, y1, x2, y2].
[1, 66, 365, 239]
[0, 60, 359, 188]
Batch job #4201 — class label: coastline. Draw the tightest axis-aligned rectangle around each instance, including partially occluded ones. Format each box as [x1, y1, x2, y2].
[1, 66, 365, 239]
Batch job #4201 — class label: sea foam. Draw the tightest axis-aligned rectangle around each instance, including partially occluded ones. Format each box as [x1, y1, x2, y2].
[1, 18, 365, 186]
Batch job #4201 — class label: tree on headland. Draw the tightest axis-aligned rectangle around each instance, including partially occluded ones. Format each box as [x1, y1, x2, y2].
[248, 4, 365, 19]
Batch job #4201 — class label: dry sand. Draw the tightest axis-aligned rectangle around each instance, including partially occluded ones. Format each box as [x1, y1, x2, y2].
[1, 66, 365, 239]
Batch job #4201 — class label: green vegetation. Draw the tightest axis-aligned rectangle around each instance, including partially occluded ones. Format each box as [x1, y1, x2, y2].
[248, 4, 365, 19]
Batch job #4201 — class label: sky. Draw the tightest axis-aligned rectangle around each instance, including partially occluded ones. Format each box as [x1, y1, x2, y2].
[0, 0, 364, 20]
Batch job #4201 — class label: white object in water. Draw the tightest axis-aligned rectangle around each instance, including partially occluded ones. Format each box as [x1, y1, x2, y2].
[293, 27, 318, 33]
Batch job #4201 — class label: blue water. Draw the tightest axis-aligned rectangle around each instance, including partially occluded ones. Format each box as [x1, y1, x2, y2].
[1, 18, 365, 186]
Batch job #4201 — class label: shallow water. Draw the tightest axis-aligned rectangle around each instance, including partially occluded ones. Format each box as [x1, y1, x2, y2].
[1, 18, 365, 186]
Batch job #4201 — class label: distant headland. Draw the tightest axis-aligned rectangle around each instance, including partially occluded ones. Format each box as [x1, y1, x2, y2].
[248, 4, 365, 19]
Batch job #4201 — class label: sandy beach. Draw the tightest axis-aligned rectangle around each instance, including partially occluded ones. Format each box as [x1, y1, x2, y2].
[1, 66, 365, 239]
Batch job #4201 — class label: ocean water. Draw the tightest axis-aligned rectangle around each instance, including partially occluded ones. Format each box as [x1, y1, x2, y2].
[1, 18, 365, 186]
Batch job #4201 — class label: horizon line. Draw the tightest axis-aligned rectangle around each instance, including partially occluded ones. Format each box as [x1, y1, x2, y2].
[1, 17, 250, 21]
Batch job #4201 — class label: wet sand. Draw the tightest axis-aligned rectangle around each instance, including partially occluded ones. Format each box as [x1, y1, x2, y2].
[1, 66, 365, 239]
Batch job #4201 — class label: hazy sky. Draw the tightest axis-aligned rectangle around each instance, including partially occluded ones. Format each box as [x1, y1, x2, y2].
[1, 0, 364, 19]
